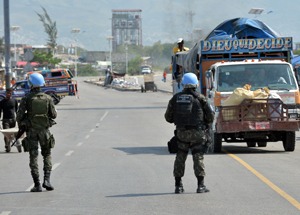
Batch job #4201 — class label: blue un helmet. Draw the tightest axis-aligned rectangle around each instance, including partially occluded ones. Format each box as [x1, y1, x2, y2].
[28, 72, 45, 88]
[182, 73, 198, 88]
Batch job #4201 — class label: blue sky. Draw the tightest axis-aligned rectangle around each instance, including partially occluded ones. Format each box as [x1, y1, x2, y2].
[0, 0, 299, 51]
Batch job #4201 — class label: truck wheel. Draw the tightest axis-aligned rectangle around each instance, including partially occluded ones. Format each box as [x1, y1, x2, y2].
[153, 84, 158, 92]
[213, 133, 222, 153]
[283, 131, 295, 152]
[257, 141, 267, 147]
[247, 141, 256, 147]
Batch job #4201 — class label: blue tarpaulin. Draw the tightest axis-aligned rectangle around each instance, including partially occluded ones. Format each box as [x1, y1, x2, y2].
[175, 17, 296, 73]
[205, 17, 280, 40]
[292, 55, 300, 68]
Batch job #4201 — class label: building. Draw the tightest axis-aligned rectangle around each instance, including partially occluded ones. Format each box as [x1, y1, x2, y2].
[295, 42, 300, 51]
[111, 9, 142, 51]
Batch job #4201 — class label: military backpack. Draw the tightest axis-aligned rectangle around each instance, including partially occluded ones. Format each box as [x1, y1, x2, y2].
[28, 93, 50, 129]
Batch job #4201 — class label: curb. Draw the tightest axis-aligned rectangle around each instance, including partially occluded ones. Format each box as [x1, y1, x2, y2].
[84, 80, 141, 92]
[84, 80, 172, 94]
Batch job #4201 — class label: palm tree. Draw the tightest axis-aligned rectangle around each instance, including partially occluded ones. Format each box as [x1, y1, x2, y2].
[36, 7, 57, 55]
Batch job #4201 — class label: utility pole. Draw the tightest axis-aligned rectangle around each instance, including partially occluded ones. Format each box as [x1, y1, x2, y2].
[11, 25, 20, 65]
[107, 36, 113, 69]
[71, 28, 80, 78]
[125, 44, 128, 74]
[3, 0, 11, 89]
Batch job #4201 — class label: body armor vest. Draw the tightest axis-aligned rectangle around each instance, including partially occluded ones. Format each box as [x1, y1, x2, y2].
[27, 92, 50, 129]
[174, 92, 204, 127]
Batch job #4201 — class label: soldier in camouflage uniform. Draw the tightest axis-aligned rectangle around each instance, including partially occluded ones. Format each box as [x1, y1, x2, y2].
[165, 73, 214, 194]
[17, 73, 57, 192]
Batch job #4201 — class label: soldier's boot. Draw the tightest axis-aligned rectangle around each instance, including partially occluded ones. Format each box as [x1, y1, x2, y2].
[31, 177, 42, 192]
[175, 177, 184, 194]
[196, 176, 209, 193]
[42, 171, 54, 191]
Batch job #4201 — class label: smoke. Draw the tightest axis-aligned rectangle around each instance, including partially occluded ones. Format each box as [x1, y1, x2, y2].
[162, 0, 203, 44]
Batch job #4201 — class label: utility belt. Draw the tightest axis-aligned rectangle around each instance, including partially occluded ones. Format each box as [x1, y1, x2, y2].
[177, 123, 207, 130]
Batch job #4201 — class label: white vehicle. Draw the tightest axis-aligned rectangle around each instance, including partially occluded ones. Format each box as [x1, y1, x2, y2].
[141, 66, 152, 74]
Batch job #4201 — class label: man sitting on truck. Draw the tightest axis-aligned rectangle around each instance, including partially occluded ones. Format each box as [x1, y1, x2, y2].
[173, 38, 189, 54]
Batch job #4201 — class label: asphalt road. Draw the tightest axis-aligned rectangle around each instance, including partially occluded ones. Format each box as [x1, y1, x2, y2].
[0, 77, 300, 215]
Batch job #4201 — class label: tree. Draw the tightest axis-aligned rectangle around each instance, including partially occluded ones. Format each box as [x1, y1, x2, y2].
[128, 56, 143, 75]
[32, 51, 61, 68]
[36, 7, 57, 54]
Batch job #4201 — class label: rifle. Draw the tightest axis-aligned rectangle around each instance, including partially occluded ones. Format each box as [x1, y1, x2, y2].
[11, 126, 26, 147]
[203, 125, 212, 154]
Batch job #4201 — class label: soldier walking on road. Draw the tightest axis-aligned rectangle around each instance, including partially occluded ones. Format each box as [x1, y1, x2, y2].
[165, 73, 214, 194]
[17, 73, 57, 192]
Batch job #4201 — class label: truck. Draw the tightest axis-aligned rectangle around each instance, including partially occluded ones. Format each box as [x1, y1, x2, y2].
[171, 18, 300, 153]
[27, 68, 78, 97]
[0, 78, 70, 105]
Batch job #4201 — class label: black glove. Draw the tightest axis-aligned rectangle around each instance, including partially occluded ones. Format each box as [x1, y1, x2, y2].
[203, 129, 212, 154]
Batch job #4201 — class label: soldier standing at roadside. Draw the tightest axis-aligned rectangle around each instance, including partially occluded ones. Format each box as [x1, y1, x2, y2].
[17, 73, 57, 192]
[165, 73, 214, 194]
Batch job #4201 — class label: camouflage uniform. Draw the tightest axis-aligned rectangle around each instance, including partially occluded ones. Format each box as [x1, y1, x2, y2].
[165, 88, 214, 193]
[17, 88, 57, 192]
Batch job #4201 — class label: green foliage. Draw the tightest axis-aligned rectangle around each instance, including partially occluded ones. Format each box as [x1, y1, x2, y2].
[294, 50, 300, 55]
[36, 7, 57, 52]
[77, 64, 99, 76]
[32, 51, 61, 68]
[128, 56, 143, 75]
[114, 42, 175, 73]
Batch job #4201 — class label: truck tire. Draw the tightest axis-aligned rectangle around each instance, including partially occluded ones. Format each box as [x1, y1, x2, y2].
[257, 141, 267, 147]
[213, 133, 222, 153]
[247, 141, 256, 147]
[283, 131, 295, 152]
[153, 84, 157, 92]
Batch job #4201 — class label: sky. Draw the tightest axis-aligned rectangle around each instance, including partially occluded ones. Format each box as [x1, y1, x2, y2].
[0, 0, 299, 51]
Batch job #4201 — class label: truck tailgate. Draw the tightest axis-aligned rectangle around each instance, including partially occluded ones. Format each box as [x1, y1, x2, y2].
[217, 99, 300, 132]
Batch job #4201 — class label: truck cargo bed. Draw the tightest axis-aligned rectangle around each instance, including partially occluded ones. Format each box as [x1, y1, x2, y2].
[217, 99, 300, 132]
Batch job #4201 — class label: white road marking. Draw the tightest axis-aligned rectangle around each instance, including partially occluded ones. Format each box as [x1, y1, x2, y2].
[90, 129, 95, 133]
[0, 211, 11, 215]
[85, 135, 90, 139]
[65, 150, 74, 156]
[77, 142, 83, 146]
[52, 163, 60, 170]
[100, 111, 108, 121]
[26, 184, 33, 192]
